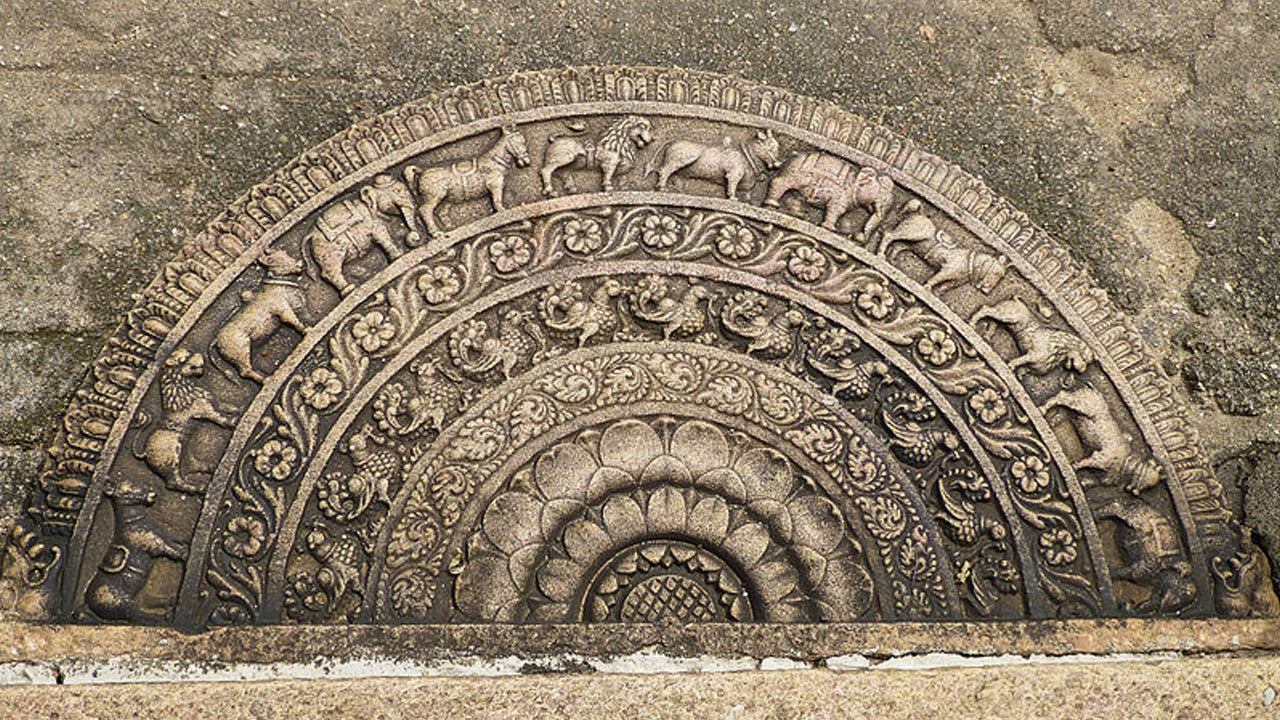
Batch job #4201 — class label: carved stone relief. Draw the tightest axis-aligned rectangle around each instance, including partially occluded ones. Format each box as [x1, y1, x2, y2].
[3, 67, 1273, 630]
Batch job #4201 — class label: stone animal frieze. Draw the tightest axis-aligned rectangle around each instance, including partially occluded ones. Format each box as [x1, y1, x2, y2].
[406, 125, 531, 238]
[765, 152, 896, 241]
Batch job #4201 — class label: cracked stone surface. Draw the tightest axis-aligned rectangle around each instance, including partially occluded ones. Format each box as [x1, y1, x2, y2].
[4, 655, 1280, 719]
[1, 0, 1278, 587]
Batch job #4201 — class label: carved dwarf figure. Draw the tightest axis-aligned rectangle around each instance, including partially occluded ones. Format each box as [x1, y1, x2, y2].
[212, 249, 310, 384]
[540, 116, 653, 196]
[645, 129, 783, 198]
[85, 477, 188, 623]
[1042, 384, 1161, 495]
[405, 125, 531, 238]
[879, 199, 1008, 294]
[765, 152, 895, 240]
[132, 349, 236, 495]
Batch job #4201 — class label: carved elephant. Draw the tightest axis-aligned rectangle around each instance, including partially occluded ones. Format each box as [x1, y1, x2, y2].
[765, 152, 895, 240]
[303, 195, 404, 295]
[360, 173, 423, 247]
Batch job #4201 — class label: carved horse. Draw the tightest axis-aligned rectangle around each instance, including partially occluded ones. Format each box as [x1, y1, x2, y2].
[970, 297, 1094, 374]
[405, 125, 531, 238]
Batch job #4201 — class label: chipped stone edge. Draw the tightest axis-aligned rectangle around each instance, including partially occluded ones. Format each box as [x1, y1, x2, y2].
[0, 648, 1202, 687]
[0, 618, 1276, 685]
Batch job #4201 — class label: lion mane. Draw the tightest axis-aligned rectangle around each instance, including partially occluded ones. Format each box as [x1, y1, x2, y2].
[159, 349, 209, 414]
[597, 115, 650, 171]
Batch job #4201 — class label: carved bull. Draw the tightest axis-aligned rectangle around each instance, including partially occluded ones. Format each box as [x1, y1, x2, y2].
[85, 477, 188, 623]
[212, 249, 309, 384]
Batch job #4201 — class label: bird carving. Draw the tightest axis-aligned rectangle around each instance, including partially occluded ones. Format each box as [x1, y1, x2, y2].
[374, 358, 462, 437]
[720, 292, 806, 358]
[304, 522, 366, 608]
[934, 468, 1002, 545]
[630, 276, 711, 340]
[318, 426, 401, 523]
[408, 358, 463, 433]
[540, 279, 625, 346]
[448, 309, 545, 381]
[882, 392, 960, 466]
[806, 355, 891, 399]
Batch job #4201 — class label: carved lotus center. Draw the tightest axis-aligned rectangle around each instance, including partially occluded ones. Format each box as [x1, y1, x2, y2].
[454, 416, 873, 623]
[585, 540, 750, 623]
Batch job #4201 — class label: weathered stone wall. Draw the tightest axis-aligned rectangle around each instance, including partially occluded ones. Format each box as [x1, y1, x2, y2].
[2, 0, 1278, 574]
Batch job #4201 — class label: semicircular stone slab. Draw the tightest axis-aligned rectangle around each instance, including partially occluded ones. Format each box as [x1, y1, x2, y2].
[4, 66, 1275, 630]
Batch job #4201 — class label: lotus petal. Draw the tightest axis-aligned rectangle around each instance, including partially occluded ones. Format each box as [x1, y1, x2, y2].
[746, 499, 792, 542]
[688, 495, 731, 539]
[588, 595, 611, 621]
[454, 553, 516, 620]
[528, 601, 572, 623]
[670, 420, 729, 477]
[734, 447, 796, 500]
[819, 556, 876, 620]
[586, 466, 636, 500]
[640, 543, 668, 564]
[540, 497, 586, 540]
[646, 486, 687, 534]
[599, 419, 662, 474]
[507, 544, 543, 592]
[600, 494, 646, 543]
[534, 442, 598, 501]
[754, 558, 799, 602]
[697, 468, 747, 501]
[640, 454, 693, 486]
[482, 492, 543, 554]
[723, 522, 770, 568]
[563, 518, 612, 566]
[767, 600, 807, 622]
[595, 573, 619, 595]
[791, 544, 828, 587]
[790, 495, 846, 554]
[537, 557, 584, 602]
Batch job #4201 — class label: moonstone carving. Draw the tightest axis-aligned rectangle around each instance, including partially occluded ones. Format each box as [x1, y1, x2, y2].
[3, 67, 1272, 630]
